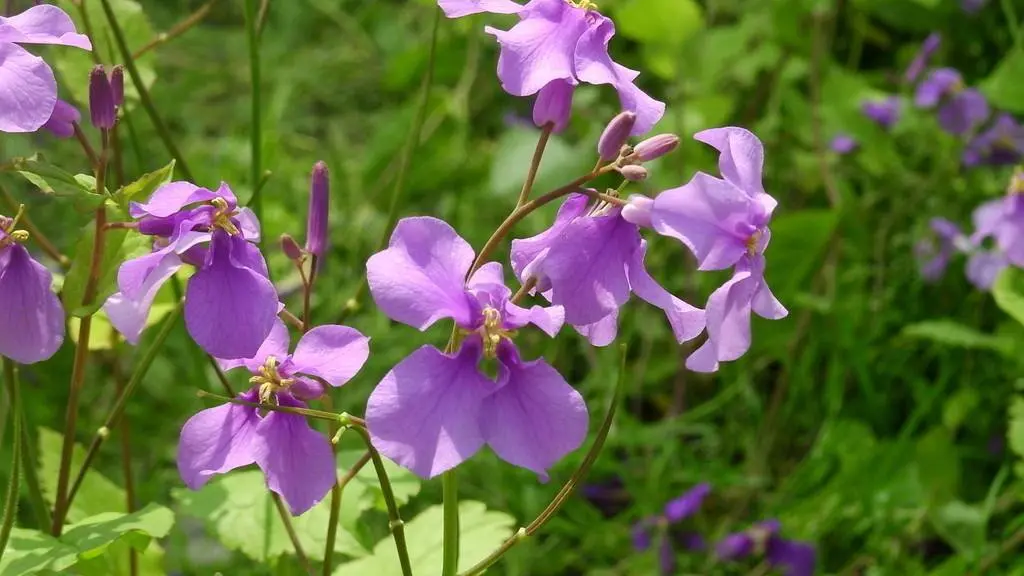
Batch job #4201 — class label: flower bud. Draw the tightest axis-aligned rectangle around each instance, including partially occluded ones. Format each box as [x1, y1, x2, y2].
[110, 65, 125, 107]
[617, 165, 648, 181]
[42, 100, 80, 139]
[621, 194, 654, 228]
[305, 161, 329, 258]
[632, 134, 679, 162]
[533, 80, 574, 133]
[280, 233, 303, 260]
[598, 112, 636, 161]
[89, 65, 115, 130]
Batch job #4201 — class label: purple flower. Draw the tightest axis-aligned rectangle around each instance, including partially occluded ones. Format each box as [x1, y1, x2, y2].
[365, 217, 588, 479]
[904, 33, 940, 84]
[509, 190, 705, 348]
[829, 133, 858, 155]
[963, 114, 1024, 167]
[717, 520, 816, 576]
[861, 96, 901, 130]
[915, 217, 965, 281]
[962, 0, 987, 13]
[0, 4, 91, 133]
[104, 181, 278, 359]
[967, 192, 1024, 278]
[914, 68, 989, 135]
[0, 210, 64, 363]
[632, 484, 710, 575]
[439, 0, 665, 135]
[649, 127, 788, 372]
[178, 319, 369, 515]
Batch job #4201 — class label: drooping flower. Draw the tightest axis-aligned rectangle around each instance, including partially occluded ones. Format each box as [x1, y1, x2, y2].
[829, 133, 857, 155]
[0, 4, 91, 133]
[717, 520, 816, 576]
[904, 33, 940, 84]
[648, 127, 787, 372]
[861, 96, 901, 130]
[914, 217, 965, 281]
[0, 209, 64, 363]
[41, 99, 79, 139]
[177, 319, 369, 515]
[438, 0, 665, 135]
[104, 181, 278, 359]
[914, 68, 989, 135]
[963, 114, 1024, 167]
[365, 217, 588, 479]
[632, 483, 711, 575]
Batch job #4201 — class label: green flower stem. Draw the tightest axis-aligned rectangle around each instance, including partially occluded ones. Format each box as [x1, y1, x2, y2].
[441, 470, 460, 576]
[351, 426, 414, 576]
[195, 391, 356, 424]
[458, 345, 628, 576]
[18, 408, 49, 533]
[322, 449, 371, 576]
[271, 493, 312, 574]
[242, 0, 263, 232]
[515, 123, 553, 208]
[0, 358, 22, 563]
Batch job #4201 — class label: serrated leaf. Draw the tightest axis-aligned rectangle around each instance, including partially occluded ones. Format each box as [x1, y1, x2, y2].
[980, 49, 1024, 114]
[334, 501, 515, 575]
[2, 155, 104, 211]
[901, 320, 1013, 354]
[114, 160, 175, 207]
[993, 267, 1024, 327]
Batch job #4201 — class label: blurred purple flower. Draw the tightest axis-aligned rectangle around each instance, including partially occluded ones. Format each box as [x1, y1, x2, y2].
[365, 217, 588, 479]
[904, 33, 940, 84]
[861, 96, 901, 130]
[0, 4, 91, 133]
[969, 190, 1024, 270]
[0, 210, 64, 363]
[915, 68, 989, 135]
[649, 127, 788, 372]
[962, 0, 987, 13]
[438, 0, 665, 134]
[915, 217, 965, 281]
[104, 181, 279, 359]
[632, 484, 711, 576]
[178, 319, 369, 515]
[717, 520, 816, 576]
[830, 134, 858, 155]
[963, 114, 1024, 167]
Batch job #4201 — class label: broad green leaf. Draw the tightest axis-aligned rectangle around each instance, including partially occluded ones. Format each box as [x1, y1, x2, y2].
[980, 49, 1024, 114]
[337, 450, 421, 511]
[2, 155, 103, 211]
[114, 160, 175, 207]
[173, 470, 367, 563]
[993, 267, 1024, 327]
[901, 320, 1013, 354]
[334, 501, 515, 575]
[0, 528, 78, 575]
[61, 503, 174, 560]
[37, 427, 127, 523]
[614, 0, 704, 48]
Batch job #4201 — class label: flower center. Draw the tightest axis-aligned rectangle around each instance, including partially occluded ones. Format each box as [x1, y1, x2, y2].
[0, 205, 30, 250]
[478, 307, 516, 359]
[568, 0, 598, 10]
[249, 356, 295, 404]
[1010, 168, 1024, 195]
[746, 229, 764, 255]
[209, 197, 240, 235]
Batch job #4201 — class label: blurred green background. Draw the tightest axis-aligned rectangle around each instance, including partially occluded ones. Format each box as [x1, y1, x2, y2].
[4, 0, 1024, 574]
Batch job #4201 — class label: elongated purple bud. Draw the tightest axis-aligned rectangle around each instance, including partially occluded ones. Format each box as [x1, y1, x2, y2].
[632, 134, 680, 162]
[110, 66, 124, 107]
[618, 165, 648, 181]
[533, 80, 574, 132]
[305, 161, 329, 257]
[280, 233, 303, 260]
[598, 112, 636, 161]
[89, 66, 115, 130]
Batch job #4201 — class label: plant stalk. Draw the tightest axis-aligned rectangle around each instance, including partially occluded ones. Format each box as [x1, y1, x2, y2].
[0, 358, 22, 563]
[351, 426, 414, 576]
[441, 470, 460, 576]
[243, 0, 264, 231]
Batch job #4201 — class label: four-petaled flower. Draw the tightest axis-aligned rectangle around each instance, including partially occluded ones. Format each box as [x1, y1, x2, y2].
[0, 209, 64, 363]
[963, 114, 1024, 167]
[104, 181, 279, 359]
[177, 319, 370, 515]
[716, 520, 816, 576]
[438, 0, 664, 134]
[365, 216, 588, 479]
[914, 68, 989, 135]
[631, 483, 711, 575]
[0, 4, 91, 133]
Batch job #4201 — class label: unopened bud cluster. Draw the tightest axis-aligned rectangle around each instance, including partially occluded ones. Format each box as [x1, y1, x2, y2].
[89, 65, 125, 130]
[596, 111, 680, 182]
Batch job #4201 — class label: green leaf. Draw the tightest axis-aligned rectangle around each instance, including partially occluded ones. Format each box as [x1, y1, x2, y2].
[915, 427, 960, 506]
[1007, 396, 1024, 478]
[901, 320, 1013, 354]
[614, 0, 704, 48]
[62, 216, 135, 318]
[114, 160, 175, 207]
[0, 528, 78, 575]
[929, 501, 986, 561]
[764, 209, 838, 300]
[2, 155, 104, 211]
[173, 470, 367, 563]
[980, 49, 1024, 114]
[993, 267, 1024, 327]
[37, 427, 127, 523]
[333, 501, 515, 575]
[61, 503, 174, 560]
[337, 450, 421, 511]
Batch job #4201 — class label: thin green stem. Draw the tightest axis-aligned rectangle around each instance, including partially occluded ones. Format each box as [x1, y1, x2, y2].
[0, 358, 21, 563]
[18, 410, 49, 532]
[98, 0, 195, 181]
[243, 0, 263, 229]
[112, 338, 137, 576]
[441, 470, 460, 576]
[351, 427, 413, 576]
[459, 344, 628, 576]
[1001, 0, 1022, 46]
[270, 493, 312, 574]
[515, 123, 553, 208]
[195, 391, 348, 423]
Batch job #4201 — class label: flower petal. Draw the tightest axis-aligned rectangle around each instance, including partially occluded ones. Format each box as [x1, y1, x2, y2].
[663, 483, 711, 523]
[176, 389, 261, 489]
[685, 266, 758, 373]
[0, 245, 64, 363]
[481, 342, 588, 480]
[366, 216, 476, 330]
[129, 181, 219, 219]
[366, 341, 491, 478]
[105, 250, 182, 345]
[185, 232, 278, 359]
[574, 309, 618, 346]
[235, 207, 261, 243]
[438, 0, 524, 17]
[510, 193, 589, 283]
[626, 240, 705, 343]
[41, 99, 79, 138]
[0, 42, 56, 133]
[503, 301, 564, 336]
[254, 395, 336, 515]
[692, 126, 774, 212]
[966, 250, 1007, 290]
[216, 318, 291, 373]
[290, 324, 370, 387]
[0, 5, 92, 49]
[766, 538, 816, 576]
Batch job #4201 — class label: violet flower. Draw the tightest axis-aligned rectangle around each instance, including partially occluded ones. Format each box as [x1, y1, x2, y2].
[648, 127, 788, 372]
[104, 181, 279, 359]
[632, 483, 710, 575]
[914, 68, 989, 135]
[829, 134, 857, 155]
[717, 520, 816, 576]
[861, 96, 901, 130]
[904, 33, 940, 84]
[915, 217, 965, 281]
[0, 209, 64, 363]
[177, 319, 369, 515]
[438, 0, 665, 135]
[969, 189, 1024, 271]
[962, 0, 987, 13]
[0, 4, 91, 133]
[963, 114, 1024, 167]
[365, 216, 588, 479]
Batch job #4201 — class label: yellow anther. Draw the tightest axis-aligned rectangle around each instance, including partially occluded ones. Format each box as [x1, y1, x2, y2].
[9, 230, 29, 243]
[209, 197, 240, 235]
[478, 307, 517, 359]
[746, 230, 763, 255]
[1010, 168, 1024, 195]
[249, 356, 294, 404]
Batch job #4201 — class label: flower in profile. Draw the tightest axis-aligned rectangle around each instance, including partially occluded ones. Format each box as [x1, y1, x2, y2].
[914, 68, 989, 135]
[0, 208, 64, 363]
[904, 32, 940, 84]
[177, 319, 369, 515]
[632, 484, 711, 575]
[829, 133, 857, 155]
[438, 0, 665, 135]
[648, 127, 788, 372]
[104, 181, 278, 359]
[0, 4, 91, 133]
[861, 96, 901, 130]
[717, 520, 816, 576]
[963, 114, 1024, 167]
[915, 217, 965, 281]
[365, 217, 588, 479]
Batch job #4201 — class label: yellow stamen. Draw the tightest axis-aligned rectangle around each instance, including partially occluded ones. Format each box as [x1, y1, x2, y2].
[0, 205, 30, 248]
[569, 0, 598, 10]
[248, 356, 295, 404]
[210, 197, 240, 235]
[746, 230, 763, 255]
